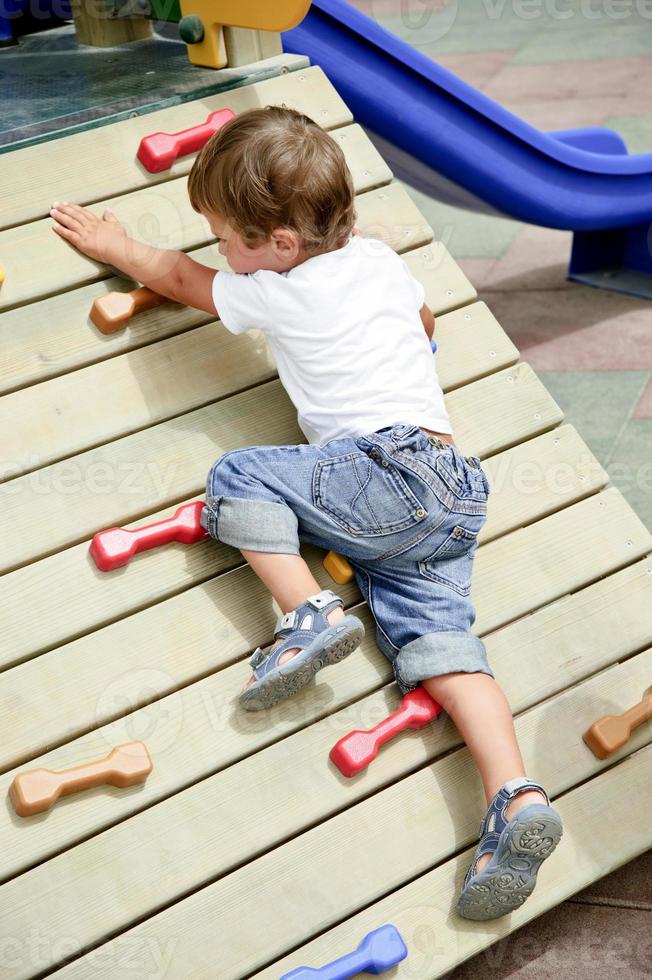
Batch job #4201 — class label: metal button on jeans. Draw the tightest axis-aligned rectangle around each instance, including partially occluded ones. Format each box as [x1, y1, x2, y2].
[415, 508, 426, 518]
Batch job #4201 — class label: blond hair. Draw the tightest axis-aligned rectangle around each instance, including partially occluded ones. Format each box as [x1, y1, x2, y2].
[188, 105, 356, 253]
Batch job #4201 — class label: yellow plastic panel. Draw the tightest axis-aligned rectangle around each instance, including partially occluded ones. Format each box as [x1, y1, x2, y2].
[179, 0, 311, 68]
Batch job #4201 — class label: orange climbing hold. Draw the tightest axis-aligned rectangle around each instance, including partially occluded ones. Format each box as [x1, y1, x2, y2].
[10, 741, 153, 816]
[90, 286, 168, 334]
[323, 550, 354, 584]
[582, 684, 652, 759]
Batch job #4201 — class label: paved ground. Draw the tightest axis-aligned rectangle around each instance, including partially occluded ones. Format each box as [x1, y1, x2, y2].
[353, 0, 652, 974]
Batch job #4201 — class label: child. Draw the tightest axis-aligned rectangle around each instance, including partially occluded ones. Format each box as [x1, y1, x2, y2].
[50, 105, 562, 921]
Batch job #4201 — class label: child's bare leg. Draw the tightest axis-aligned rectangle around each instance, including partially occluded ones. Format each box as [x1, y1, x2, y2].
[422, 671, 547, 873]
[239, 549, 345, 692]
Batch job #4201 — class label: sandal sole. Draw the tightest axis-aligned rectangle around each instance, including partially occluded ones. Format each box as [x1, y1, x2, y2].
[238, 616, 365, 712]
[456, 804, 563, 920]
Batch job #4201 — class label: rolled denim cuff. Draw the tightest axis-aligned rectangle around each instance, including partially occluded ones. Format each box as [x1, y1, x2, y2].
[200, 495, 301, 554]
[393, 631, 494, 696]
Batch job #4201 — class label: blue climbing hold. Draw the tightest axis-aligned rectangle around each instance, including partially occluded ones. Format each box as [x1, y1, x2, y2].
[280, 923, 408, 979]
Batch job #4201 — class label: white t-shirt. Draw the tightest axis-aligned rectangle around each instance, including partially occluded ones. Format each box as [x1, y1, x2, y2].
[212, 235, 452, 446]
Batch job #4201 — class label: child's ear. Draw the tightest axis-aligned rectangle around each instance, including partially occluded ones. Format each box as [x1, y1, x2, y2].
[271, 227, 301, 260]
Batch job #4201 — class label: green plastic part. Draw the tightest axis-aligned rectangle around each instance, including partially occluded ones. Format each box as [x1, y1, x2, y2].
[178, 13, 204, 43]
[148, 0, 181, 21]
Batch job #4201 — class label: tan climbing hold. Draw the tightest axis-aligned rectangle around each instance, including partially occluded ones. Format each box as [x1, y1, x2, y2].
[9, 741, 153, 816]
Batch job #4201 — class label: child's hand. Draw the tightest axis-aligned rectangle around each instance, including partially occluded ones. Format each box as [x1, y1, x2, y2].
[50, 200, 216, 314]
[50, 202, 127, 264]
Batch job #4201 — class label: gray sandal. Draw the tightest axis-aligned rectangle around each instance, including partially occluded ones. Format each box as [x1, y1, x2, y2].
[456, 776, 563, 920]
[239, 589, 365, 711]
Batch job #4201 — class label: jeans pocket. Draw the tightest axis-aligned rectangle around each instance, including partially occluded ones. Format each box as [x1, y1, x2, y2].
[418, 520, 482, 596]
[467, 457, 491, 498]
[437, 450, 487, 502]
[312, 449, 429, 537]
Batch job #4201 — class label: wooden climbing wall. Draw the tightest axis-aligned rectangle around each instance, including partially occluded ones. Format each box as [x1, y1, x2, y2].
[0, 61, 650, 980]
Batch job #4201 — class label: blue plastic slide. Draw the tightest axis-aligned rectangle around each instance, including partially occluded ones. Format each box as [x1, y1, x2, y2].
[283, 0, 652, 296]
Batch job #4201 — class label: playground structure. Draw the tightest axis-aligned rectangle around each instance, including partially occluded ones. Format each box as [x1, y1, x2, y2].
[1, 5, 651, 978]
[7, 0, 651, 292]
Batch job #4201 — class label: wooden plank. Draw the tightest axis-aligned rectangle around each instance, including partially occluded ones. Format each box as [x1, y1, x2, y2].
[0, 136, 408, 313]
[476, 423, 608, 540]
[0, 422, 606, 671]
[71, 0, 152, 46]
[0, 178, 196, 311]
[330, 124, 393, 194]
[448, 360, 563, 456]
[0, 65, 350, 231]
[0, 300, 511, 479]
[11, 650, 650, 978]
[255, 743, 652, 980]
[472, 486, 652, 631]
[223, 27, 283, 67]
[0, 362, 561, 575]
[1, 483, 646, 780]
[2, 550, 649, 884]
[402, 240, 477, 317]
[0, 241, 475, 397]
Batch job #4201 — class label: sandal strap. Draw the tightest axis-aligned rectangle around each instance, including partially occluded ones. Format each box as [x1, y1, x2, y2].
[249, 647, 270, 671]
[464, 776, 551, 888]
[501, 776, 550, 807]
[248, 589, 344, 675]
[273, 589, 343, 638]
[478, 776, 550, 836]
[466, 831, 502, 880]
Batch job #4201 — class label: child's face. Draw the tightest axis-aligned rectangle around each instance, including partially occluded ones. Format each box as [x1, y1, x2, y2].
[202, 211, 300, 274]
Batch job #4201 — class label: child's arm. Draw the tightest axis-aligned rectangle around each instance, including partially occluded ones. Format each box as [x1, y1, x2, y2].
[50, 202, 218, 315]
[420, 303, 435, 341]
